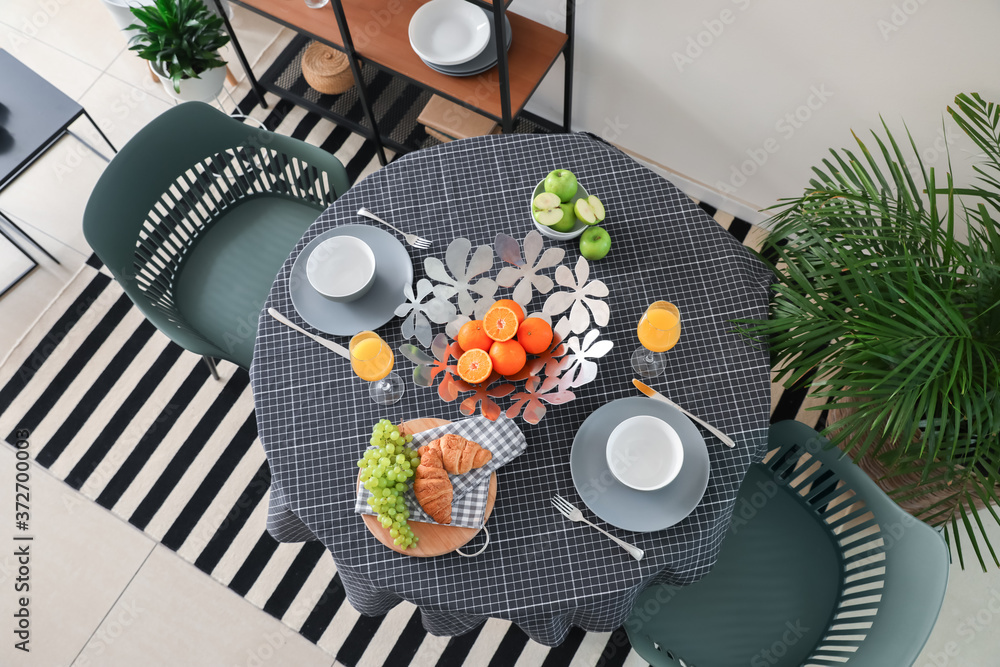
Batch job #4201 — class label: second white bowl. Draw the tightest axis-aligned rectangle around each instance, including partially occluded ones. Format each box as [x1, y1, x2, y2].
[306, 235, 377, 302]
[606, 415, 684, 491]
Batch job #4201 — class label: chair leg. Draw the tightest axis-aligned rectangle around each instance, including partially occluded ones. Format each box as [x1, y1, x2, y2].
[203, 356, 220, 381]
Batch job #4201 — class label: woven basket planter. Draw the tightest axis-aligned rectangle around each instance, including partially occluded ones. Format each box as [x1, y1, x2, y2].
[301, 41, 355, 95]
[827, 406, 990, 520]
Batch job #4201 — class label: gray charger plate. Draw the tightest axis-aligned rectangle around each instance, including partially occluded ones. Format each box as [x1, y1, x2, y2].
[570, 397, 710, 532]
[289, 224, 413, 336]
[421, 14, 511, 77]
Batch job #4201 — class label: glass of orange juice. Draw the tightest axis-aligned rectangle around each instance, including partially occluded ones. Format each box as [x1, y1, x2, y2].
[350, 331, 405, 405]
[631, 301, 681, 378]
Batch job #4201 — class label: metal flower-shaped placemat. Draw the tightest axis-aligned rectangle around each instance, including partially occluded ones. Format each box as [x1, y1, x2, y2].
[542, 256, 610, 334]
[395, 232, 612, 423]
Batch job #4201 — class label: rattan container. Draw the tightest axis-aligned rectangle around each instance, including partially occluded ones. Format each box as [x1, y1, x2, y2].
[301, 41, 355, 95]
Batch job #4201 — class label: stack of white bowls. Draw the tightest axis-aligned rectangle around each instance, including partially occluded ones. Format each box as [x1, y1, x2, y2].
[408, 0, 512, 77]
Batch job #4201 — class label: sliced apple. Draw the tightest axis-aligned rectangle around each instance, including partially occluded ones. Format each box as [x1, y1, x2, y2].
[586, 195, 606, 222]
[574, 195, 606, 225]
[532, 192, 565, 226]
[533, 192, 561, 211]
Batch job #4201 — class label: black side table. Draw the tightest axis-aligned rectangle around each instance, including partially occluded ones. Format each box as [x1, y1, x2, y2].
[0, 49, 117, 295]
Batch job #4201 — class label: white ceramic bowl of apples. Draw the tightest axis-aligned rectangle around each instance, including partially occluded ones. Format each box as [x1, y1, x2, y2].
[530, 169, 606, 241]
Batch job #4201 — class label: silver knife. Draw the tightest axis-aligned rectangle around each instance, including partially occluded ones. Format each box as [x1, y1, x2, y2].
[632, 378, 736, 448]
[268, 308, 351, 360]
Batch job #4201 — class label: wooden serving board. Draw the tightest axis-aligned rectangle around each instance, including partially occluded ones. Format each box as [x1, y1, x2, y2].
[360, 418, 497, 557]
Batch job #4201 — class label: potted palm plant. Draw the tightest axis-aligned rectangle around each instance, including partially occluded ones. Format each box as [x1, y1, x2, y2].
[742, 92, 1000, 570]
[127, 0, 231, 102]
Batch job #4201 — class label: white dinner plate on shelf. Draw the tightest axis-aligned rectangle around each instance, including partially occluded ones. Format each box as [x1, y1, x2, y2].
[409, 0, 490, 66]
[421, 13, 512, 77]
[289, 225, 413, 336]
[570, 397, 710, 532]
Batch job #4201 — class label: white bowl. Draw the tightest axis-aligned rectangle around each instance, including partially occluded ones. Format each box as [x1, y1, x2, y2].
[408, 0, 491, 67]
[530, 179, 591, 240]
[305, 235, 377, 302]
[606, 415, 684, 491]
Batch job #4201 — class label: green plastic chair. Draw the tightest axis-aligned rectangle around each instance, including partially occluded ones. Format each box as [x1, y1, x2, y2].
[626, 420, 950, 667]
[83, 101, 350, 375]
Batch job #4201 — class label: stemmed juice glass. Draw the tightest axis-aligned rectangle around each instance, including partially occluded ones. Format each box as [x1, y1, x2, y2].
[630, 301, 681, 378]
[350, 331, 405, 405]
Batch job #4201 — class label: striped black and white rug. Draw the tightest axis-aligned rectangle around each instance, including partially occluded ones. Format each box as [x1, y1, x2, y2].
[0, 95, 818, 666]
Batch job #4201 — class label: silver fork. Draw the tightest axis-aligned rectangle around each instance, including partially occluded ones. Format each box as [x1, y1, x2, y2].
[357, 207, 431, 249]
[551, 495, 644, 561]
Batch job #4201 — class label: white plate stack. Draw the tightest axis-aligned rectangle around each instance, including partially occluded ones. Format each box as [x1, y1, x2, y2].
[408, 0, 512, 77]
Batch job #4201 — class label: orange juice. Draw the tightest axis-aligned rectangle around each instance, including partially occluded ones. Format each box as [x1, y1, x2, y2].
[350, 334, 394, 381]
[637, 307, 680, 352]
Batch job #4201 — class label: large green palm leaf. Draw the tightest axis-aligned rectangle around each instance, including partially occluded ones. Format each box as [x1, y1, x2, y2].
[744, 93, 1000, 570]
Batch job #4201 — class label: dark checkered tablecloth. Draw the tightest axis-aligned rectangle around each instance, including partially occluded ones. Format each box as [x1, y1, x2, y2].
[250, 132, 774, 646]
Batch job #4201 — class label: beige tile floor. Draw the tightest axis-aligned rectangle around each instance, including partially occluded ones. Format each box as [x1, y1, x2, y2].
[0, 2, 997, 665]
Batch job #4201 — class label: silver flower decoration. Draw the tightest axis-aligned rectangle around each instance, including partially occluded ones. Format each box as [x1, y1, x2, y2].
[542, 257, 610, 334]
[398, 334, 464, 401]
[394, 279, 457, 347]
[425, 237, 498, 338]
[561, 328, 614, 387]
[505, 375, 575, 424]
[495, 230, 565, 305]
[426, 238, 497, 310]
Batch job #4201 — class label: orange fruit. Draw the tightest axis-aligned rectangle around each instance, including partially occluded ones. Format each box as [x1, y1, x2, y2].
[489, 340, 527, 376]
[483, 305, 519, 342]
[457, 320, 492, 352]
[489, 299, 525, 324]
[457, 349, 492, 384]
[517, 317, 554, 355]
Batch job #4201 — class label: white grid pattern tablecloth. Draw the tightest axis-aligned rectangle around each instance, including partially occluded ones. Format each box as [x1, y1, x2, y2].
[250, 132, 774, 646]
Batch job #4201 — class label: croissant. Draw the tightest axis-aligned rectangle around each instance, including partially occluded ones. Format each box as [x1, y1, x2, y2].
[418, 433, 492, 475]
[413, 448, 453, 524]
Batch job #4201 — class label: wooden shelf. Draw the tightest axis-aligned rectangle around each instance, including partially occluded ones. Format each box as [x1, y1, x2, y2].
[233, 0, 566, 122]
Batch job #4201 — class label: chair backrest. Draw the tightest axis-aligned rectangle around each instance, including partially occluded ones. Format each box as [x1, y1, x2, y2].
[766, 421, 950, 666]
[83, 101, 350, 363]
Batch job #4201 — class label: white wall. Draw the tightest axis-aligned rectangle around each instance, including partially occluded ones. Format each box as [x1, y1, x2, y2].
[519, 0, 1000, 223]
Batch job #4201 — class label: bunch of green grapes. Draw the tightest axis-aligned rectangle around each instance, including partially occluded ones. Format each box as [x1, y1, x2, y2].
[357, 419, 421, 549]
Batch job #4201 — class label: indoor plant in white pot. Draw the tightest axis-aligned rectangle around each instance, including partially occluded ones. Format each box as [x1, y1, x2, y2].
[127, 0, 231, 102]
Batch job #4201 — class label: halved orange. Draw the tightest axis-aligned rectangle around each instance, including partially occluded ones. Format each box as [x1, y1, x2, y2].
[457, 349, 493, 384]
[456, 319, 493, 352]
[490, 299, 525, 324]
[517, 317, 554, 354]
[483, 305, 519, 342]
[489, 339, 527, 376]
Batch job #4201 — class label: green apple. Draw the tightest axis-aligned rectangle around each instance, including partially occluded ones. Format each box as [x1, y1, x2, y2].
[544, 169, 578, 202]
[574, 195, 606, 225]
[550, 203, 577, 232]
[579, 226, 611, 260]
[532, 192, 564, 226]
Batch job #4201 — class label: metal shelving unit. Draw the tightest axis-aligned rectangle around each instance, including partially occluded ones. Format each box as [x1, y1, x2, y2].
[214, 0, 574, 165]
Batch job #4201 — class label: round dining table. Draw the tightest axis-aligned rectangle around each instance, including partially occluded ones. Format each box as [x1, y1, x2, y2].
[250, 132, 774, 646]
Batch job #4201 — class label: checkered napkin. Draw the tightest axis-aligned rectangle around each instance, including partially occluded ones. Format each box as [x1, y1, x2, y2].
[355, 416, 526, 529]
